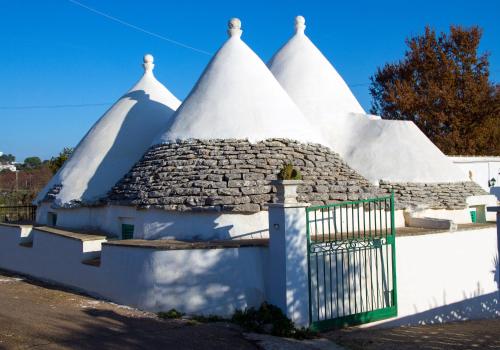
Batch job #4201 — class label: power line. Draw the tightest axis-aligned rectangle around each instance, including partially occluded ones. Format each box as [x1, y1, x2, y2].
[0, 103, 112, 110]
[67, 0, 212, 56]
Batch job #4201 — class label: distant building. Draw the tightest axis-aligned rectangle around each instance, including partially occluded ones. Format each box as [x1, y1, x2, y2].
[0, 163, 16, 172]
[449, 156, 500, 199]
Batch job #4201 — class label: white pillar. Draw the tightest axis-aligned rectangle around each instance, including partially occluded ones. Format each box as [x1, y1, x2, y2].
[267, 202, 310, 327]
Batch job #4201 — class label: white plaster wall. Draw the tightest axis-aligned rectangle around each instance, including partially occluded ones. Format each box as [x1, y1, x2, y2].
[450, 156, 500, 192]
[99, 244, 268, 316]
[0, 223, 497, 325]
[0, 226, 107, 292]
[372, 227, 499, 327]
[0, 224, 268, 316]
[36, 204, 270, 240]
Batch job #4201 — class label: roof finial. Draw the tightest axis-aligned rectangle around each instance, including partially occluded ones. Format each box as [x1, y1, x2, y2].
[295, 15, 306, 34]
[227, 18, 242, 38]
[143, 54, 154, 73]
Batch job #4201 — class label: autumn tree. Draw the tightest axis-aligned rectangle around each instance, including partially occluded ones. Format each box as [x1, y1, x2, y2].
[370, 26, 499, 155]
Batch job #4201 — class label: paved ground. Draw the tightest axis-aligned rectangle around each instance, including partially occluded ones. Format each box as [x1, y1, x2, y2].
[326, 319, 500, 349]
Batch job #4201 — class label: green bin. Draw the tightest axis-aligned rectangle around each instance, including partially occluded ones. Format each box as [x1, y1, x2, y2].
[470, 209, 477, 223]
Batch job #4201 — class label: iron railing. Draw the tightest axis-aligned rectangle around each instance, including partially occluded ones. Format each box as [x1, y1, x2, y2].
[0, 205, 37, 223]
[306, 193, 397, 330]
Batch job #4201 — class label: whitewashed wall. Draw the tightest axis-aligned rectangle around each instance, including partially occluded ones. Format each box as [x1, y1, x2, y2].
[449, 156, 500, 193]
[372, 226, 499, 327]
[37, 203, 408, 241]
[0, 224, 268, 316]
[0, 223, 497, 326]
[36, 203, 269, 240]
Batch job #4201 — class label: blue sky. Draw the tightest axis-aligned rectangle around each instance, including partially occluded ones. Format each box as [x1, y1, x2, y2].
[1, 0, 499, 161]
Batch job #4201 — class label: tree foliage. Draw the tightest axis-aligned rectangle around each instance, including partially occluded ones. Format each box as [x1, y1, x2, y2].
[23, 156, 42, 169]
[370, 25, 499, 155]
[49, 147, 74, 174]
[0, 153, 15, 163]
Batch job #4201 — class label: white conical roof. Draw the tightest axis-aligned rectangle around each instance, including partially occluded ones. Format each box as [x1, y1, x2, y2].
[268, 17, 467, 183]
[36, 55, 181, 206]
[268, 16, 365, 124]
[156, 18, 323, 144]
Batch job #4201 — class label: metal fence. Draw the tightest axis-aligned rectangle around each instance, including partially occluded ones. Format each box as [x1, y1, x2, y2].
[0, 205, 37, 223]
[306, 194, 397, 330]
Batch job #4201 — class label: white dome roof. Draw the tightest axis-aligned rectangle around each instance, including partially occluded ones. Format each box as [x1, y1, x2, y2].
[155, 18, 323, 144]
[268, 16, 365, 123]
[268, 17, 467, 183]
[36, 55, 182, 205]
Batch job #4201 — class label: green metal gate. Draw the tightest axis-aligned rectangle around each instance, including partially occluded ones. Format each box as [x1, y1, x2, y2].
[306, 194, 397, 331]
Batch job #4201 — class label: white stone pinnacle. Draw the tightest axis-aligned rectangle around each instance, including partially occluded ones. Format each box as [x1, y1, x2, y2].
[143, 53, 154, 72]
[295, 15, 306, 34]
[227, 18, 242, 38]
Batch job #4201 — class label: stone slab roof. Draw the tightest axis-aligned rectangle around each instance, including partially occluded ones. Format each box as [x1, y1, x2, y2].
[107, 138, 385, 213]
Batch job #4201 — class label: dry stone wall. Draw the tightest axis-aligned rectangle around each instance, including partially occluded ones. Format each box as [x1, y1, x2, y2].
[107, 139, 385, 213]
[45, 139, 488, 212]
[379, 180, 487, 210]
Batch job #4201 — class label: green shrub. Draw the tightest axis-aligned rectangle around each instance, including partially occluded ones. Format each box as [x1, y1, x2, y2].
[278, 164, 302, 180]
[157, 309, 184, 319]
[231, 302, 316, 339]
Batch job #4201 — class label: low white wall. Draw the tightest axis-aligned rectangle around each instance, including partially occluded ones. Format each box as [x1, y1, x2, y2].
[1, 222, 497, 327]
[0, 224, 268, 316]
[100, 244, 267, 315]
[36, 203, 269, 240]
[0, 226, 106, 290]
[372, 227, 499, 327]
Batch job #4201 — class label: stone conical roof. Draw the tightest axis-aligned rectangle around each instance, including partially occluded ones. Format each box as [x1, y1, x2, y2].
[268, 15, 365, 123]
[155, 18, 323, 145]
[36, 55, 181, 206]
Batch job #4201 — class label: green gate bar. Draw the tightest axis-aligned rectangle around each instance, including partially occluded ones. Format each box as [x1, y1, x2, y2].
[306, 193, 398, 331]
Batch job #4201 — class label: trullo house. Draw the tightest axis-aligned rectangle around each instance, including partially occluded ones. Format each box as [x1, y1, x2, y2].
[268, 16, 493, 222]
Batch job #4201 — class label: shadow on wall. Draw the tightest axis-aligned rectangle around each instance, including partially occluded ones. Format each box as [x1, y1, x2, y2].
[83, 90, 175, 202]
[137, 246, 268, 316]
[375, 290, 499, 328]
[374, 254, 499, 328]
[144, 214, 234, 241]
[144, 210, 269, 241]
[494, 255, 499, 290]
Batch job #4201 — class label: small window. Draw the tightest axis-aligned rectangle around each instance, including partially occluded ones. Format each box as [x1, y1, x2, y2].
[121, 224, 134, 240]
[47, 212, 57, 227]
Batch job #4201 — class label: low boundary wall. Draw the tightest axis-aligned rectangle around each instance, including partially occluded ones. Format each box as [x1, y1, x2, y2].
[0, 223, 268, 316]
[0, 223, 497, 327]
[373, 227, 499, 327]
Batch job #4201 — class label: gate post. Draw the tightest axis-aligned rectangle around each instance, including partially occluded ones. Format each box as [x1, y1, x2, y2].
[267, 183, 310, 327]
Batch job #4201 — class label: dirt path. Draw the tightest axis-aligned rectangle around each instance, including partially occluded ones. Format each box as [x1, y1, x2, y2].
[0, 270, 258, 349]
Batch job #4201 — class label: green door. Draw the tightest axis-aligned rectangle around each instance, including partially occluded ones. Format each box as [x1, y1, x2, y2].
[121, 224, 134, 240]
